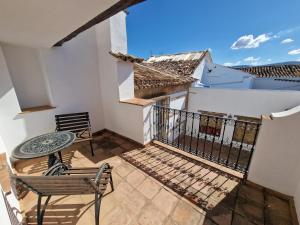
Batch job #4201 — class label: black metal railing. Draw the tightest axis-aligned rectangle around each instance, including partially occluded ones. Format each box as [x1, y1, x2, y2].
[153, 105, 261, 175]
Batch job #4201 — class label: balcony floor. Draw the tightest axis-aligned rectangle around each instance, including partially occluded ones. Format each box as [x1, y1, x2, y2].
[12, 131, 297, 225]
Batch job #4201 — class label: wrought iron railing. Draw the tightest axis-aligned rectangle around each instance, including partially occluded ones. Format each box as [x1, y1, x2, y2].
[153, 105, 261, 175]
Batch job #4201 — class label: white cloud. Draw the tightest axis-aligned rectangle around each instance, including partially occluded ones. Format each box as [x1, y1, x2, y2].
[231, 34, 271, 50]
[281, 38, 294, 44]
[296, 58, 300, 62]
[223, 61, 241, 67]
[244, 56, 261, 62]
[267, 58, 272, 62]
[275, 26, 300, 38]
[288, 49, 300, 55]
[243, 57, 262, 65]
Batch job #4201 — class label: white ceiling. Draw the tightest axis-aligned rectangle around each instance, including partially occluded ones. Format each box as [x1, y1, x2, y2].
[0, 0, 119, 48]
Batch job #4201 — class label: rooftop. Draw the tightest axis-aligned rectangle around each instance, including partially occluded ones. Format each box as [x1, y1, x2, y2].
[144, 51, 209, 77]
[234, 65, 300, 78]
[134, 63, 196, 90]
[110, 52, 197, 90]
[5, 130, 297, 225]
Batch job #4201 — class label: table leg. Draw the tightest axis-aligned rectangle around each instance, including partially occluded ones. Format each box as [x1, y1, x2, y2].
[48, 154, 58, 168]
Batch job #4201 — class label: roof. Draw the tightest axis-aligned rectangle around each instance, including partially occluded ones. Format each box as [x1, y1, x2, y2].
[110, 52, 198, 90]
[235, 65, 300, 78]
[134, 63, 196, 90]
[144, 51, 209, 77]
[109, 52, 144, 63]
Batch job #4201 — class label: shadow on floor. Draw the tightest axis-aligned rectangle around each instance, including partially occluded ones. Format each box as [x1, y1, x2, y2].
[121, 143, 297, 225]
[25, 201, 94, 225]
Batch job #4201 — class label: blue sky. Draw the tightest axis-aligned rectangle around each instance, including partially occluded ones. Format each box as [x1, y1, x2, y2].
[126, 0, 300, 66]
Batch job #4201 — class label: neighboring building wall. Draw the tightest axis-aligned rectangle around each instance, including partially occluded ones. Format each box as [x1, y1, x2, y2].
[135, 84, 190, 99]
[198, 63, 254, 89]
[188, 87, 300, 118]
[191, 53, 212, 81]
[248, 105, 300, 220]
[253, 78, 300, 91]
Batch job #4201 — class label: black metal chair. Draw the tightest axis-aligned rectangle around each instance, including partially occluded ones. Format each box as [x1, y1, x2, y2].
[11, 163, 114, 225]
[55, 112, 94, 156]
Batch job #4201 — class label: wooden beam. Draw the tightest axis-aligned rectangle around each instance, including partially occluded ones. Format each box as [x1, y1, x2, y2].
[53, 0, 145, 47]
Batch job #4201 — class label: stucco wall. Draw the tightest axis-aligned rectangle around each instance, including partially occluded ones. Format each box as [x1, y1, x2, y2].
[96, 12, 147, 144]
[39, 27, 105, 132]
[198, 63, 253, 89]
[188, 87, 300, 118]
[0, 25, 107, 156]
[2, 44, 51, 109]
[247, 105, 300, 220]
[253, 78, 300, 91]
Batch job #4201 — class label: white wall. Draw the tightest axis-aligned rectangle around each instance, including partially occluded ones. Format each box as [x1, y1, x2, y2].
[0, 25, 107, 156]
[198, 63, 254, 89]
[0, 45, 27, 155]
[248, 105, 300, 220]
[169, 91, 187, 110]
[2, 44, 51, 109]
[253, 78, 300, 91]
[0, 11, 149, 159]
[96, 12, 148, 144]
[295, 181, 300, 220]
[39, 27, 105, 132]
[188, 87, 300, 118]
[0, 187, 11, 225]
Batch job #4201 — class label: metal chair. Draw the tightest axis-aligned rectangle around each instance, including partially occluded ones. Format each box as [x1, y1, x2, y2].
[11, 163, 114, 225]
[55, 112, 95, 157]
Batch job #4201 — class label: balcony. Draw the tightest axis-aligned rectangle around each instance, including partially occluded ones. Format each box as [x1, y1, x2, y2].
[2, 130, 296, 225]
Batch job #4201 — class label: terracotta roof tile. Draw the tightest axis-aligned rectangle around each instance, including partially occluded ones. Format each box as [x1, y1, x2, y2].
[235, 65, 300, 78]
[110, 52, 198, 90]
[134, 63, 196, 90]
[144, 51, 208, 77]
[110, 51, 144, 63]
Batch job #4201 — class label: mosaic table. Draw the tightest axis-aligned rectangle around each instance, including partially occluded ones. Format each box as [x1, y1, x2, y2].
[13, 131, 76, 167]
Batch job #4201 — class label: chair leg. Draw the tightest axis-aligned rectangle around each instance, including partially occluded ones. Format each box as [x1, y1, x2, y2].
[37, 195, 51, 225]
[90, 140, 95, 156]
[110, 174, 114, 191]
[37, 195, 42, 225]
[95, 194, 102, 225]
[58, 151, 63, 163]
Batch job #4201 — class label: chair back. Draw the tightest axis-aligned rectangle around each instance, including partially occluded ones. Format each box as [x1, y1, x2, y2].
[55, 112, 92, 139]
[13, 171, 111, 196]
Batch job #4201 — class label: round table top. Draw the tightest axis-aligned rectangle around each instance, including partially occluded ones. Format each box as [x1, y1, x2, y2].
[12, 131, 76, 159]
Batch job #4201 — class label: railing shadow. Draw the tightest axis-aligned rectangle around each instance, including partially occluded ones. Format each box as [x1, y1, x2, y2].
[121, 143, 249, 224]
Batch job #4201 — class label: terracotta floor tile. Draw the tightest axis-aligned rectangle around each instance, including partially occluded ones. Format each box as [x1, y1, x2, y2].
[152, 188, 179, 216]
[12, 132, 298, 225]
[127, 169, 146, 187]
[137, 204, 167, 225]
[137, 177, 161, 199]
[171, 200, 203, 225]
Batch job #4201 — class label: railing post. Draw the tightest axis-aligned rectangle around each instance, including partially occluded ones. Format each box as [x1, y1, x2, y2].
[189, 113, 195, 153]
[245, 123, 261, 175]
[177, 110, 182, 148]
[235, 122, 248, 170]
[217, 118, 227, 163]
[202, 115, 210, 157]
[172, 109, 175, 145]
